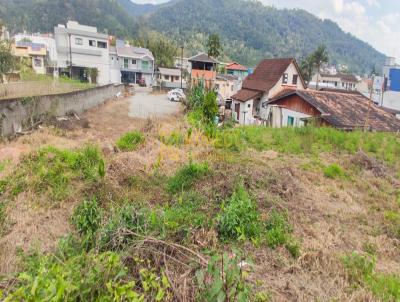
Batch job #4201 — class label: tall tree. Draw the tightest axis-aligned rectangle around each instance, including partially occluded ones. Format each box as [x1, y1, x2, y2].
[312, 45, 329, 90]
[0, 41, 14, 82]
[300, 56, 314, 84]
[206, 34, 223, 58]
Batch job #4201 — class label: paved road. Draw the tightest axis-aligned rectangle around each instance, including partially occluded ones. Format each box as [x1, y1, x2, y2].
[128, 87, 182, 118]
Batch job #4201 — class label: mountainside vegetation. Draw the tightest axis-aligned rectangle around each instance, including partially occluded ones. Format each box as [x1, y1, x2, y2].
[0, 0, 386, 74]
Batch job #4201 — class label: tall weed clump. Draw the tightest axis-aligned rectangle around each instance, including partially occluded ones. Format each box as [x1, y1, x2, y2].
[116, 131, 145, 151]
[167, 161, 209, 194]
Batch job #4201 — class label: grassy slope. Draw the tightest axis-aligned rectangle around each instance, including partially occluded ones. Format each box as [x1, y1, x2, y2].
[1, 122, 400, 300]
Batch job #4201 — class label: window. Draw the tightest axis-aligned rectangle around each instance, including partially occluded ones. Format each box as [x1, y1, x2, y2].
[292, 74, 298, 85]
[142, 61, 149, 70]
[131, 59, 136, 65]
[282, 73, 288, 84]
[175, 76, 179, 81]
[165, 75, 170, 80]
[247, 104, 251, 108]
[287, 116, 295, 126]
[335, 81, 338, 87]
[34, 58, 42, 67]
[75, 38, 83, 45]
[89, 40, 96, 47]
[124, 59, 128, 69]
[97, 41, 107, 49]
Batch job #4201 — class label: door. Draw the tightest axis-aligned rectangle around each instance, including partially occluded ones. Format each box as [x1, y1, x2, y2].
[235, 103, 240, 120]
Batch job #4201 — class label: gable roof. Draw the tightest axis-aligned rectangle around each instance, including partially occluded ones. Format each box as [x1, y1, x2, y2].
[242, 58, 305, 92]
[226, 62, 247, 71]
[188, 52, 219, 64]
[216, 73, 239, 81]
[157, 67, 181, 76]
[270, 90, 400, 132]
[116, 46, 154, 60]
[231, 89, 262, 102]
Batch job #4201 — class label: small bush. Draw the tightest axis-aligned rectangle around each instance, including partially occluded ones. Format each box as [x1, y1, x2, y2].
[116, 131, 145, 151]
[71, 198, 102, 250]
[217, 184, 261, 242]
[167, 162, 209, 194]
[384, 211, 400, 239]
[323, 164, 346, 179]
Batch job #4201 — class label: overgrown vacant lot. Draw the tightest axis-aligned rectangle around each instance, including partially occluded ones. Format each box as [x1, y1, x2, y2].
[0, 99, 400, 301]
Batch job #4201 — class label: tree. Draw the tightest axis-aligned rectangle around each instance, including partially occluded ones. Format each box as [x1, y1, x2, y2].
[300, 56, 314, 84]
[134, 30, 177, 68]
[206, 34, 223, 59]
[312, 45, 329, 90]
[0, 41, 14, 82]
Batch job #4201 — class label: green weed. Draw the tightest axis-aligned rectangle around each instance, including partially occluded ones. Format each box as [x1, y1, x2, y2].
[159, 132, 185, 146]
[217, 184, 261, 242]
[384, 211, 400, 239]
[167, 161, 209, 194]
[343, 252, 400, 301]
[72, 198, 103, 251]
[116, 131, 145, 151]
[323, 164, 347, 179]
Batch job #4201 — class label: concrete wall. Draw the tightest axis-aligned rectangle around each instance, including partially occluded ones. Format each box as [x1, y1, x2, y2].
[0, 84, 124, 137]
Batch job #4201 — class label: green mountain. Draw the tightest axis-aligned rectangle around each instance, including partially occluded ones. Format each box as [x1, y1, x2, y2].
[0, 0, 139, 37]
[146, 0, 385, 74]
[0, 0, 386, 74]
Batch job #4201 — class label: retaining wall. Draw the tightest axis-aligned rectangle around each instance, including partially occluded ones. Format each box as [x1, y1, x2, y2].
[0, 84, 124, 137]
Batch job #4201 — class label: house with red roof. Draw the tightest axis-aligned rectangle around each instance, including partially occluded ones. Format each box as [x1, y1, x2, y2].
[231, 58, 306, 125]
[226, 62, 248, 79]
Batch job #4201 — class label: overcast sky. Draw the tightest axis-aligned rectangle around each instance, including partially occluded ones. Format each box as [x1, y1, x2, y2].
[132, 0, 400, 61]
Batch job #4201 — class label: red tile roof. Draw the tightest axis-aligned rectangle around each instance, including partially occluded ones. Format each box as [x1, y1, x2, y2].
[270, 90, 400, 132]
[226, 62, 248, 71]
[242, 58, 299, 92]
[231, 89, 262, 102]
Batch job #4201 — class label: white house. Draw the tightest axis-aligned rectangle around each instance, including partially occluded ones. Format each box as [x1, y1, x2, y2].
[156, 67, 186, 89]
[231, 58, 306, 125]
[310, 72, 358, 91]
[54, 21, 110, 85]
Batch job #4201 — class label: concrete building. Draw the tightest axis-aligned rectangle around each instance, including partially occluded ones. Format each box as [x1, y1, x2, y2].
[310, 73, 358, 91]
[12, 41, 47, 74]
[215, 74, 241, 105]
[156, 67, 186, 89]
[114, 44, 154, 86]
[189, 53, 219, 89]
[225, 62, 248, 80]
[55, 21, 110, 85]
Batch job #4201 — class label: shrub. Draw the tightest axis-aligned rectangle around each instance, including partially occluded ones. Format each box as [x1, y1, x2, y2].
[202, 91, 218, 123]
[116, 131, 145, 151]
[188, 83, 205, 109]
[384, 211, 400, 239]
[167, 162, 209, 194]
[217, 184, 261, 242]
[323, 164, 346, 179]
[71, 198, 102, 250]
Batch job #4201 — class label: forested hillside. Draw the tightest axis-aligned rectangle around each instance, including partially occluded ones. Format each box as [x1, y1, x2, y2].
[0, 0, 386, 74]
[147, 0, 385, 73]
[0, 0, 139, 37]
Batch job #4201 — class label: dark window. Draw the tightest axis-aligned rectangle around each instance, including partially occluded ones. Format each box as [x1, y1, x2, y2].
[282, 73, 288, 84]
[247, 104, 251, 108]
[292, 74, 298, 85]
[97, 41, 107, 49]
[75, 38, 83, 45]
[89, 40, 96, 47]
[131, 59, 136, 64]
[288, 116, 294, 126]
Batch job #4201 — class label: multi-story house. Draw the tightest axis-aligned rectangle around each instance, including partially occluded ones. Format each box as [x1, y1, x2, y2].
[311, 72, 358, 91]
[225, 62, 249, 80]
[189, 53, 219, 89]
[54, 21, 110, 85]
[113, 44, 154, 86]
[231, 58, 306, 125]
[12, 41, 47, 74]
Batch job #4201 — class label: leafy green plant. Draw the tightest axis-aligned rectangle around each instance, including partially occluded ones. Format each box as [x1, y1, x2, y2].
[72, 198, 102, 250]
[217, 184, 261, 242]
[116, 131, 145, 151]
[323, 164, 346, 179]
[167, 161, 209, 194]
[196, 251, 251, 302]
[202, 91, 218, 123]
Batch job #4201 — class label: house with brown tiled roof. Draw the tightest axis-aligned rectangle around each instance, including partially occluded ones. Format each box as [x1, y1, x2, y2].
[267, 90, 400, 131]
[231, 58, 306, 125]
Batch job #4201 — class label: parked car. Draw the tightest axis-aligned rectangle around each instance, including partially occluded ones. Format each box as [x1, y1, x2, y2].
[138, 78, 146, 87]
[168, 90, 185, 102]
[170, 88, 184, 95]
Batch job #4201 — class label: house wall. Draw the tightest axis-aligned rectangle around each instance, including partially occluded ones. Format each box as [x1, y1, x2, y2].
[55, 23, 110, 85]
[0, 84, 124, 137]
[232, 99, 255, 125]
[215, 79, 241, 101]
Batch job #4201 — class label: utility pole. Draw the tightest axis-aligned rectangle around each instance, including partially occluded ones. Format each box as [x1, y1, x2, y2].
[364, 74, 374, 132]
[68, 33, 72, 79]
[180, 45, 184, 89]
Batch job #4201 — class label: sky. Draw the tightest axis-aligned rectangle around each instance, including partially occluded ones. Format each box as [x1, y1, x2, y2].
[132, 0, 400, 62]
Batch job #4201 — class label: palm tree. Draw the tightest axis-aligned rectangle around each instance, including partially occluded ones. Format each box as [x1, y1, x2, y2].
[206, 34, 223, 59]
[300, 56, 314, 85]
[312, 45, 329, 90]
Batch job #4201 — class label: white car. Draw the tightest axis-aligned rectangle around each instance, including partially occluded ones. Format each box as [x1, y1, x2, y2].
[168, 90, 186, 102]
